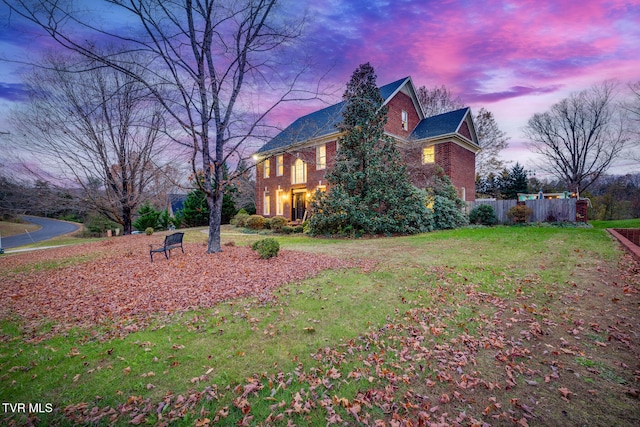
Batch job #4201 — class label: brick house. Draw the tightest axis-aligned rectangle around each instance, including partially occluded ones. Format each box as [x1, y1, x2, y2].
[253, 77, 480, 221]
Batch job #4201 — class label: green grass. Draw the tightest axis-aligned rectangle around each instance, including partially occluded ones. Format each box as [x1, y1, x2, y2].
[0, 222, 636, 425]
[589, 218, 640, 229]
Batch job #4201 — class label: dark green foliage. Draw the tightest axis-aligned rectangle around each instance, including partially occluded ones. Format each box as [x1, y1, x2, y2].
[251, 238, 280, 259]
[245, 214, 266, 230]
[268, 216, 288, 231]
[501, 163, 529, 200]
[157, 209, 171, 230]
[425, 170, 467, 230]
[83, 215, 121, 237]
[432, 196, 468, 230]
[222, 192, 237, 224]
[181, 189, 209, 227]
[308, 63, 432, 236]
[468, 204, 498, 225]
[133, 202, 160, 231]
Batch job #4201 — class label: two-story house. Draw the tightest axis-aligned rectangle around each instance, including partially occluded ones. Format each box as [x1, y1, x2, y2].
[253, 77, 480, 222]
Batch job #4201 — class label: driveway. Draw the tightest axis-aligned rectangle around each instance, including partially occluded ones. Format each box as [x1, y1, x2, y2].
[1, 216, 81, 249]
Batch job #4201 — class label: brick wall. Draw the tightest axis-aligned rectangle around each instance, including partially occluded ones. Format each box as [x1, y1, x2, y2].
[576, 199, 588, 222]
[615, 229, 640, 246]
[385, 92, 420, 138]
[434, 142, 475, 201]
[458, 120, 472, 140]
[255, 141, 336, 219]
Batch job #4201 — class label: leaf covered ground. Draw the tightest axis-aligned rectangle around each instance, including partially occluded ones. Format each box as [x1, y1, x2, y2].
[0, 228, 639, 426]
[0, 236, 370, 338]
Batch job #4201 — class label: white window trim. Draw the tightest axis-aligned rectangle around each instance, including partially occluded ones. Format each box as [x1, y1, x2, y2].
[422, 145, 435, 164]
[263, 158, 270, 178]
[263, 192, 271, 215]
[316, 145, 326, 170]
[276, 155, 284, 176]
[292, 158, 307, 184]
[401, 110, 408, 131]
[276, 189, 284, 216]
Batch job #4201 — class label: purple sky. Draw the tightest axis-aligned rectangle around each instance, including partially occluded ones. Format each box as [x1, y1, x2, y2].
[1, 0, 639, 176]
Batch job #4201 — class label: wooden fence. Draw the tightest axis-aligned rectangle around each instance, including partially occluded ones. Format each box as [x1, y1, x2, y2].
[468, 199, 577, 224]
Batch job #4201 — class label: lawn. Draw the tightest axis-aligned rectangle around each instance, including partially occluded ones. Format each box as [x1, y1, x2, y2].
[0, 222, 638, 426]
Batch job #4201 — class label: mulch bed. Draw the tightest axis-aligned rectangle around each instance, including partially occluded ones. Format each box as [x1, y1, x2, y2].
[0, 236, 372, 335]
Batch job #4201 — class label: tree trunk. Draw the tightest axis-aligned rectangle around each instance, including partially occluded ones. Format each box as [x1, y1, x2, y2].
[207, 189, 223, 253]
[122, 205, 132, 235]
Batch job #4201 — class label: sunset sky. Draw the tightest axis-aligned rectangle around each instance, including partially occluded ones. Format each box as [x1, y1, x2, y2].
[1, 0, 639, 176]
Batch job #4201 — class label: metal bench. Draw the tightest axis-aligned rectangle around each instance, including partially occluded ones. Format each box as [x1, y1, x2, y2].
[149, 232, 184, 262]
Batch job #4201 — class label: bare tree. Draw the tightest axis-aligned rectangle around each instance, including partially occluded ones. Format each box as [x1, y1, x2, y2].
[417, 85, 464, 117]
[474, 108, 509, 176]
[524, 80, 628, 193]
[416, 85, 509, 176]
[622, 81, 640, 162]
[3, 0, 319, 253]
[10, 52, 174, 234]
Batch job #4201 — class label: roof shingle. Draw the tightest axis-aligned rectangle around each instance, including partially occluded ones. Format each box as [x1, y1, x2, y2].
[410, 107, 470, 140]
[256, 78, 410, 154]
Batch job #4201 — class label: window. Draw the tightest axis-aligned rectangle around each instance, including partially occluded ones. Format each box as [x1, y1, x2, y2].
[316, 144, 326, 170]
[263, 192, 270, 215]
[276, 155, 284, 176]
[276, 189, 284, 216]
[291, 158, 307, 184]
[422, 146, 435, 164]
[263, 158, 270, 178]
[401, 110, 408, 131]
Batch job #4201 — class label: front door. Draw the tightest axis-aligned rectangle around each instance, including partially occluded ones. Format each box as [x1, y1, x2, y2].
[292, 191, 306, 222]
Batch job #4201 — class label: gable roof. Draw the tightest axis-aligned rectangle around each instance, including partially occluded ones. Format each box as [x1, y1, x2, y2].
[410, 107, 471, 140]
[256, 77, 414, 155]
[255, 77, 479, 156]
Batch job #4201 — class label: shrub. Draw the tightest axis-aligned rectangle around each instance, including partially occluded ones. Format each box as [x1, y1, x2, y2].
[230, 209, 250, 227]
[145, 227, 154, 235]
[252, 238, 280, 259]
[468, 204, 498, 226]
[432, 195, 468, 230]
[245, 214, 266, 230]
[269, 216, 288, 232]
[508, 204, 533, 223]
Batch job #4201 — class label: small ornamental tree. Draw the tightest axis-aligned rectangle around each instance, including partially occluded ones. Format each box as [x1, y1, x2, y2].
[181, 189, 210, 227]
[133, 201, 160, 231]
[308, 63, 432, 236]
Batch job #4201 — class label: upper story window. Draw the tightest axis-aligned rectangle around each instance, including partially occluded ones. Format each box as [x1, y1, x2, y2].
[316, 144, 326, 170]
[422, 145, 435, 164]
[263, 158, 271, 178]
[276, 155, 284, 176]
[401, 110, 408, 131]
[291, 158, 307, 184]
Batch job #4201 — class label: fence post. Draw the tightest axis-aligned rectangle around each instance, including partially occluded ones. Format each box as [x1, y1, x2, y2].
[576, 200, 588, 222]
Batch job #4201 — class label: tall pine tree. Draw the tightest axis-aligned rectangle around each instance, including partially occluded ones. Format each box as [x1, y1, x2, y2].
[309, 63, 432, 236]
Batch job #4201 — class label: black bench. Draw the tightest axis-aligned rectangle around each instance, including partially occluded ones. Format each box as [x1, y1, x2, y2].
[149, 232, 184, 262]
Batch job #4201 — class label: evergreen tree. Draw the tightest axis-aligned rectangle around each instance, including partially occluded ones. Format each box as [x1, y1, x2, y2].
[309, 63, 432, 236]
[133, 201, 160, 231]
[181, 189, 209, 227]
[501, 163, 529, 199]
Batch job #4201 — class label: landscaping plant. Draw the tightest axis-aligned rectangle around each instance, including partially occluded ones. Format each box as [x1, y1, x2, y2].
[251, 237, 280, 258]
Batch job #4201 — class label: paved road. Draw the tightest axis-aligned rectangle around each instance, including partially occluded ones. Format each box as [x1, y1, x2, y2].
[1, 216, 81, 249]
